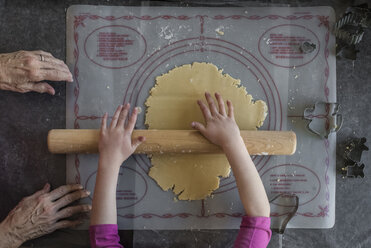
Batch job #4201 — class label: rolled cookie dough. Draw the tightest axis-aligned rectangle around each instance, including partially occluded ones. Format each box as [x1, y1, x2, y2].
[145, 62, 267, 200]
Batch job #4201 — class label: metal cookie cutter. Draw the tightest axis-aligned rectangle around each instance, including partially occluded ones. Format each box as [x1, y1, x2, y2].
[344, 137, 369, 162]
[270, 194, 299, 234]
[300, 41, 316, 54]
[335, 12, 366, 45]
[341, 137, 368, 178]
[342, 160, 365, 178]
[304, 102, 343, 139]
[270, 194, 299, 248]
[334, 3, 370, 60]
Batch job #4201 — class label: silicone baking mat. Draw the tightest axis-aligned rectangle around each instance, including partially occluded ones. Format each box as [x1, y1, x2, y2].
[66, 5, 336, 229]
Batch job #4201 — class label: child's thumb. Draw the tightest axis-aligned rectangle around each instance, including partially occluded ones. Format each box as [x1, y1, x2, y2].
[191, 122, 206, 133]
[132, 136, 145, 150]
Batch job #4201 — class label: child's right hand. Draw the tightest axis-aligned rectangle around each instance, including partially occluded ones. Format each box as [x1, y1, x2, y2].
[98, 104, 145, 169]
[191, 92, 243, 150]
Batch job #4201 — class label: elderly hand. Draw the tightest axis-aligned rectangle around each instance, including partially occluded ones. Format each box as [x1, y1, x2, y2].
[0, 50, 73, 95]
[0, 183, 91, 248]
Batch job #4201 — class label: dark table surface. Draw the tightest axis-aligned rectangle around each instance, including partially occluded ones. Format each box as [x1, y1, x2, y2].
[0, 0, 370, 247]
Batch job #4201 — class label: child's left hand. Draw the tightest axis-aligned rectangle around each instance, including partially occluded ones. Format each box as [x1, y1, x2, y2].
[98, 104, 145, 168]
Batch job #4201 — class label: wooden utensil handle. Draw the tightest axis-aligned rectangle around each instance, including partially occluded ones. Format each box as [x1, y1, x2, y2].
[47, 129, 296, 155]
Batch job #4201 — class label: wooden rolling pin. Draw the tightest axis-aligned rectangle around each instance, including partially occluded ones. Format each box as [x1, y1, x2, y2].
[48, 129, 296, 155]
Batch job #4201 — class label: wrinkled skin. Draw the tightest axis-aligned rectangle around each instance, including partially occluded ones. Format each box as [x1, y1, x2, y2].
[0, 51, 78, 248]
[0, 50, 73, 95]
[0, 183, 91, 248]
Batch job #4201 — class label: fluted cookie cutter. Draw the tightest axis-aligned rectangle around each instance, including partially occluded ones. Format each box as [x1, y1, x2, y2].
[334, 3, 370, 60]
[304, 102, 343, 139]
[335, 12, 366, 45]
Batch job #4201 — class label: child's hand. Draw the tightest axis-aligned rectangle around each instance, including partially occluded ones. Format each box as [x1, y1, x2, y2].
[99, 104, 145, 167]
[193, 93, 271, 219]
[191, 92, 242, 150]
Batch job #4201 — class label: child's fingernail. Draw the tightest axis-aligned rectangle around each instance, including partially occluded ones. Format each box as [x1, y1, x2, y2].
[85, 190, 91, 195]
[135, 107, 142, 113]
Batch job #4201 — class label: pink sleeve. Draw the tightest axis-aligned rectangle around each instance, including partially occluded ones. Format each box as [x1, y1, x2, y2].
[89, 224, 123, 248]
[234, 216, 272, 248]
